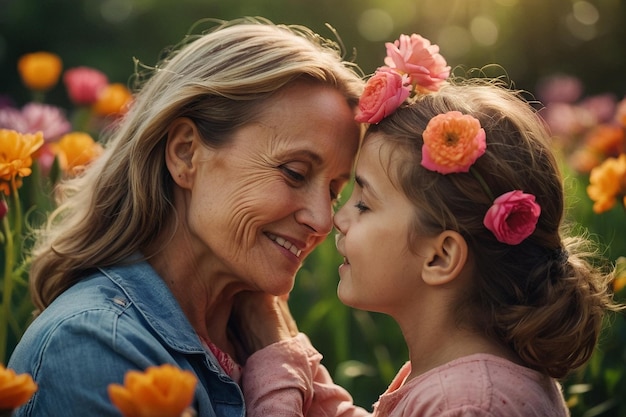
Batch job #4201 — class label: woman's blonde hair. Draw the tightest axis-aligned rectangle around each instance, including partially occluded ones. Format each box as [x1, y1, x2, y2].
[369, 78, 621, 379]
[30, 17, 364, 311]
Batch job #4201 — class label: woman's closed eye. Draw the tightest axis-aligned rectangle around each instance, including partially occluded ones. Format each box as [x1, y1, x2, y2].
[281, 165, 306, 182]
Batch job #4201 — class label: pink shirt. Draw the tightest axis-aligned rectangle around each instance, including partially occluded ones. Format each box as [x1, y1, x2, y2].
[374, 355, 570, 416]
[243, 334, 570, 417]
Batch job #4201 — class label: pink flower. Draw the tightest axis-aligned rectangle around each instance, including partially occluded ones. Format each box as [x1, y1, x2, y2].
[483, 190, 541, 245]
[63, 66, 109, 105]
[421, 111, 486, 174]
[0, 103, 72, 142]
[0, 107, 24, 131]
[384, 34, 450, 93]
[355, 67, 411, 124]
[535, 74, 582, 104]
[19, 103, 72, 142]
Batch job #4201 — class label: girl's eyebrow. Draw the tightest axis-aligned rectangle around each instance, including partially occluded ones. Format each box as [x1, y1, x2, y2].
[355, 174, 367, 189]
[355, 174, 381, 201]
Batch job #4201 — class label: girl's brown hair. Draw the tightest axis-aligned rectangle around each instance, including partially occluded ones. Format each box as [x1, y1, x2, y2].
[369, 78, 621, 378]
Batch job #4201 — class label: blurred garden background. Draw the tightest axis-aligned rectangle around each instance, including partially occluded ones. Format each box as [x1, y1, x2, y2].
[1, 0, 625, 416]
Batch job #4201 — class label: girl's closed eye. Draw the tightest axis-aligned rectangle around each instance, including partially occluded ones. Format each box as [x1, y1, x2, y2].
[355, 200, 369, 213]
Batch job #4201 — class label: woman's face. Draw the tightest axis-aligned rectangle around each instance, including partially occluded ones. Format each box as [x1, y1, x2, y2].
[334, 135, 435, 315]
[182, 83, 360, 295]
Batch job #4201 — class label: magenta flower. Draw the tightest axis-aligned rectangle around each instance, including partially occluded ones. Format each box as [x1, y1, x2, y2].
[63, 66, 109, 105]
[384, 34, 450, 93]
[355, 67, 411, 124]
[483, 190, 541, 245]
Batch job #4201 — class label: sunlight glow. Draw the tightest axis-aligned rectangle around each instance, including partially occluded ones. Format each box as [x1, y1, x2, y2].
[470, 16, 499, 46]
[437, 26, 472, 59]
[357, 9, 395, 42]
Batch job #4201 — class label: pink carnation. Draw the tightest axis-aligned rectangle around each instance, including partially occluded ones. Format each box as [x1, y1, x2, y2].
[355, 67, 411, 124]
[483, 190, 541, 245]
[63, 66, 109, 105]
[0, 103, 71, 142]
[384, 34, 450, 93]
[20, 103, 72, 142]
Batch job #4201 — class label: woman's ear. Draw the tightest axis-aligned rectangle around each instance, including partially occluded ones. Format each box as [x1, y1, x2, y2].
[422, 230, 468, 286]
[165, 117, 200, 189]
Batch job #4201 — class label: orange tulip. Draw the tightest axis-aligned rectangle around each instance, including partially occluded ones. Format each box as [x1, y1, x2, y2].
[614, 257, 626, 293]
[51, 132, 103, 176]
[584, 124, 625, 157]
[587, 153, 626, 214]
[0, 129, 44, 195]
[0, 364, 38, 410]
[17, 52, 63, 91]
[108, 364, 197, 417]
[93, 83, 133, 116]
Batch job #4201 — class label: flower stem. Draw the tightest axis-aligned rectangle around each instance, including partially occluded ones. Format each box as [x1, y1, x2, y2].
[470, 166, 495, 202]
[1, 212, 14, 364]
[0, 178, 22, 364]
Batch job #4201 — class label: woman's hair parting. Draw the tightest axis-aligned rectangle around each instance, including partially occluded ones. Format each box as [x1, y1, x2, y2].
[369, 78, 621, 379]
[29, 17, 365, 311]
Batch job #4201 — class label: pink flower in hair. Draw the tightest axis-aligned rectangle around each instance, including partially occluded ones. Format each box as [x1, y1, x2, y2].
[483, 190, 541, 245]
[355, 67, 411, 124]
[63, 66, 109, 105]
[384, 34, 450, 93]
[421, 111, 486, 174]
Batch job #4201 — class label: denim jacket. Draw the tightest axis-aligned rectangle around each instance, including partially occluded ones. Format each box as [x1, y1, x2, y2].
[8, 259, 244, 417]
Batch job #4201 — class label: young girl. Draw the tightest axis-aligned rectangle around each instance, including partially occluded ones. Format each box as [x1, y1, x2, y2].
[236, 34, 622, 416]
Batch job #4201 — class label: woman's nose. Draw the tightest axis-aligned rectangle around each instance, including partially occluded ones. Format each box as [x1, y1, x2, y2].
[333, 203, 347, 235]
[295, 190, 333, 236]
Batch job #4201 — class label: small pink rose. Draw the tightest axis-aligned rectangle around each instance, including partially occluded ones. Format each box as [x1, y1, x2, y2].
[384, 34, 450, 93]
[483, 190, 541, 245]
[63, 66, 109, 105]
[355, 67, 411, 124]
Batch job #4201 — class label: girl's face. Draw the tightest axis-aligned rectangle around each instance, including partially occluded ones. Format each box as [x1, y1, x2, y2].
[180, 82, 360, 295]
[334, 135, 435, 315]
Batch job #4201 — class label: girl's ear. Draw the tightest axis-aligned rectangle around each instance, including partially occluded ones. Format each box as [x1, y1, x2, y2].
[165, 117, 200, 189]
[422, 230, 468, 286]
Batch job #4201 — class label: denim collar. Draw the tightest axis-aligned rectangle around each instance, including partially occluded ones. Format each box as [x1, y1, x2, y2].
[97, 257, 206, 355]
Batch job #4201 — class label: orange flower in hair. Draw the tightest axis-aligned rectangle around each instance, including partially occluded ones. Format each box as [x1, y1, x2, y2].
[419, 112, 540, 245]
[108, 364, 197, 417]
[421, 111, 486, 174]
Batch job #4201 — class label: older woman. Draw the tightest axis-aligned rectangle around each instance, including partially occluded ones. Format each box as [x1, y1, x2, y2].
[8, 17, 364, 417]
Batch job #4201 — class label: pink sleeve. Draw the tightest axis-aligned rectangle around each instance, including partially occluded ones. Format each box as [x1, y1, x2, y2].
[243, 333, 372, 417]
